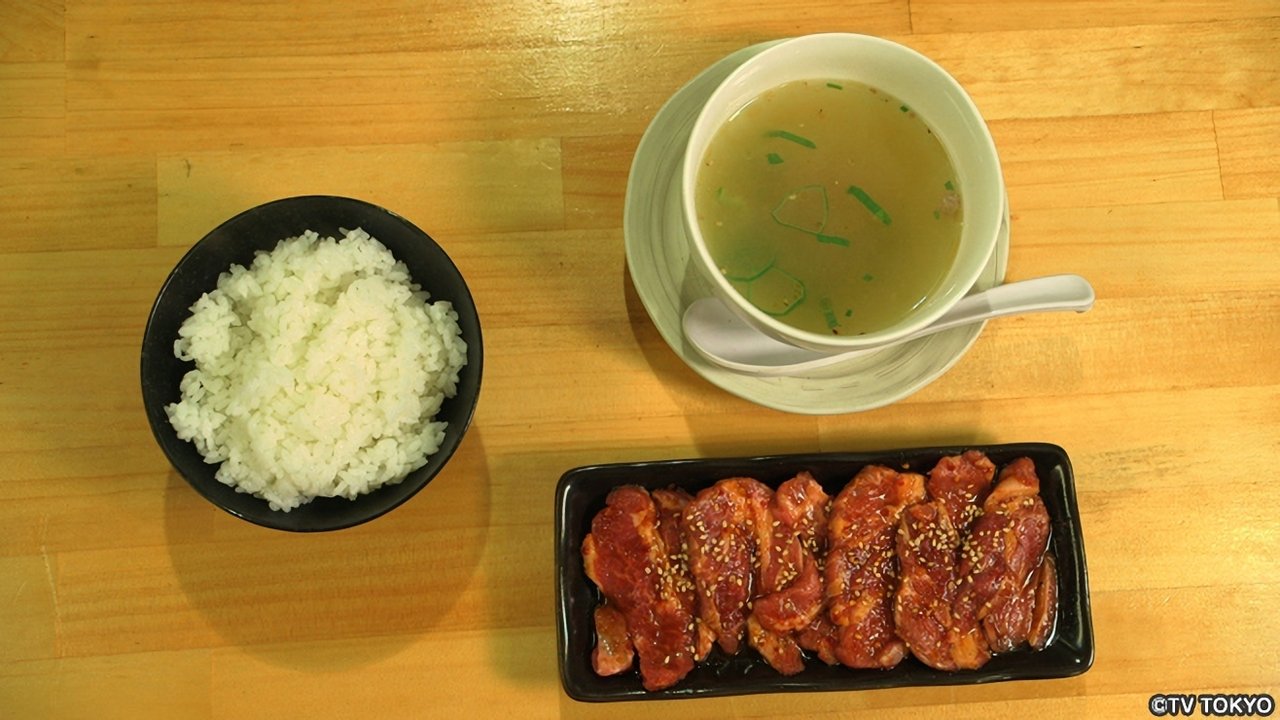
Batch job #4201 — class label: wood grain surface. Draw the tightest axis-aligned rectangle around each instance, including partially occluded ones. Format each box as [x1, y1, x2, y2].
[2, 1, 1278, 717]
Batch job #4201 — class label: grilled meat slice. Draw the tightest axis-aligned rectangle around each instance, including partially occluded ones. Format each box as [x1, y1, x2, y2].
[825, 465, 925, 669]
[682, 477, 773, 656]
[953, 458, 1054, 657]
[896, 451, 998, 670]
[652, 487, 715, 661]
[591, 601, 634, 676]
[582, 486, 697, 690]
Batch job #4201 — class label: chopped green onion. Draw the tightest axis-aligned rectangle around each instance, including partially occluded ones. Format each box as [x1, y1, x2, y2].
[746, 266, 807, 317]
[716, 188, 747, 210]
[847, 185, 892, 225]
[762, 293, 806, 317]
[862, 273, 874, 282]
[815, 233, 850, 247]
[821, 297, 839, 330]
[944, 180, 955, 191]
[771, 184, 829, 234]
[723, 256, 776, 283]
[766, 152, 784, 165]
[899, 105, 910, 113]
[933, 210, 941, 220]
[826, 82, 844, 90]
[844, 309, 853, 317]
[765, 130, 816, 149]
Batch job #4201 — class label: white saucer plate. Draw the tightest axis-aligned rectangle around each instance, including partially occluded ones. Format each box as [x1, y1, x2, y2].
[624, 42, 1009, 415]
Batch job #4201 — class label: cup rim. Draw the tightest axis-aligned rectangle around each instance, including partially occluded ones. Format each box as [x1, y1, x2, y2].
[681, 32, 1004, 351]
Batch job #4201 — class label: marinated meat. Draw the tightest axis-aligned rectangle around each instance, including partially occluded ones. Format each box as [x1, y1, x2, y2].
[748, 472, 829, 674]
[895, 451, 997, 670]
[582, 455, 1059, 690]
[753, 551, 824, 635]
[747, 615, 805, 675]
[652, 487, 714, 661]
[767, 472, 830, 564]
[953, 458, 1055, 657]
[582, 486, 697, 690]
[927, 450, 997, 536]
[795, 613, 841, 666]
[682, 477, 773, 656]
[1028, 554, 1058, 649]
[825, 465, 926, 669]
[894, 500, 966, 670]
[592, 602, 634, 676]
[752, 472, 829, 633]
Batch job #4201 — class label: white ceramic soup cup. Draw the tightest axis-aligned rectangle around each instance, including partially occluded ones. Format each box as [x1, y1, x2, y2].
[682, 33, 1005, 352]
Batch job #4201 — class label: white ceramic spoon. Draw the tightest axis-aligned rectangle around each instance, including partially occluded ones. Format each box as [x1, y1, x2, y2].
[683, 274, 1095, 377]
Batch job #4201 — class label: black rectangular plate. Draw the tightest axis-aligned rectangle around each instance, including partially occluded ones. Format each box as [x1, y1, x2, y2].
[554, 443, 1093, 702]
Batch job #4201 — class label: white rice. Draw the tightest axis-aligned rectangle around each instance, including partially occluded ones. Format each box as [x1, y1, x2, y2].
[165, 228, 467, 512]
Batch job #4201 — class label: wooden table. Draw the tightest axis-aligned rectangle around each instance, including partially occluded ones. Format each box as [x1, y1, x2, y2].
[3, 2, 1278, 717]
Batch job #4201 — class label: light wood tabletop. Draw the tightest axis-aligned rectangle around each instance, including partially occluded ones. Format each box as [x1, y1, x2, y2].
[3, 1, 1278, 718]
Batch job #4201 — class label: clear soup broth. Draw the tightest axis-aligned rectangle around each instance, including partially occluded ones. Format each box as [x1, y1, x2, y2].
[695, 79, 963, 336]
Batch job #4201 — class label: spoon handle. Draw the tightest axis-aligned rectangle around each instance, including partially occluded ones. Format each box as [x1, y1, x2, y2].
[928, 274, 1095, 336]
[682, 274, 1097, 378]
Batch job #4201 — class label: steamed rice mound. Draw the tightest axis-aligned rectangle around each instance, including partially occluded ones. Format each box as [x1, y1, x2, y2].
[165, 228, 467, 512]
